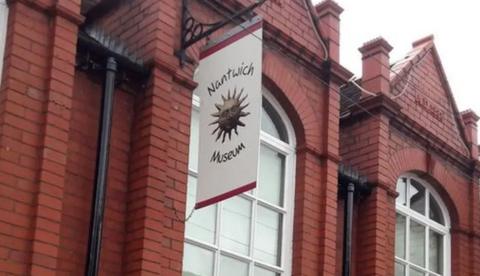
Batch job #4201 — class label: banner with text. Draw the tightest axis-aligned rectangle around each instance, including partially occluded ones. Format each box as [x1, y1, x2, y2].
[195, 17, 263, 209]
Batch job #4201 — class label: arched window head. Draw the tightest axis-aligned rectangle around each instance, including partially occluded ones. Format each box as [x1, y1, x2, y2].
[183, 88, 296, 276]
[395, 174, 450, 276]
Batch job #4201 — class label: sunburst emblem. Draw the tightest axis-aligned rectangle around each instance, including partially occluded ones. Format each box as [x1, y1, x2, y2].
[210, 87, 250, 143]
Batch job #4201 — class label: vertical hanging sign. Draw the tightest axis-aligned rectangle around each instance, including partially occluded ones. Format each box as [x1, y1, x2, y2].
[194, 17, 263, 209]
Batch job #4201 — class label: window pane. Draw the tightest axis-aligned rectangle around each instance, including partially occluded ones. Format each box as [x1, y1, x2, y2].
[254, 266, 280, 276]
[409, 268, 425, 276]
[186, 176, 216, 243]
[182, 243, 214, 276]
[410, 220, 426, 267]
[219, 256, 248, 276]
[220, 196, 252, 255]
[188, 108, 200, 171]
[395, 214, 406, 259]
[429, 230, 444, 274]
[261, 108, 280, 139]
[429, 194, 445, 225]
[395, 262, 405, 276]
[261, 100, 288, 142]
[258, 146, 285, 206]
[396, 178, 407, 206]
[410, 179, 426, 215]
[254, 206, 282, 265]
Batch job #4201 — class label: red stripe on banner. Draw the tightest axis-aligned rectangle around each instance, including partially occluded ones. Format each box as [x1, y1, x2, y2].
[195, 181, 256, 209]
[199, 20, 262, 60]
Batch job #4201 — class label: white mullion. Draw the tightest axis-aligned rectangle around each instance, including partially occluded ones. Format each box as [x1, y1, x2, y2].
[406, 215, 410, 276]
[406, 177, 411, 209]
[425, 225, 430, 273]
[249, 196, 257, 276]
[428, 221, 448, 235]
[185, 237, 218, 251]
[395, 256, 408, 266]
[260, 135, 293, 156]
[425, 191, 430, 273]
[214, 202, 222, 276]
[254, 260, 284, 274]
[188, 169, 198, 178]
[220, 248, 253, 263]
[429, 270, 442, 276]
[408, 261, 429, 273]
[406, 178, 411, 276]
[443, 234, 448, 276]
[280, 198, 286, 271]
[257, 199, 286, 214]
[280, 148, 289, 274]
[239, 192, 255, 201]
[260, 133, 293, 154]
[396, 205, 448, 235]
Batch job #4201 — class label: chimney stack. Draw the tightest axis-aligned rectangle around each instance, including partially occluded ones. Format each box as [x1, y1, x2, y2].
[315, 0, 344, 62]
[358, 37, 393, 94]
[461, 110, 479, 159]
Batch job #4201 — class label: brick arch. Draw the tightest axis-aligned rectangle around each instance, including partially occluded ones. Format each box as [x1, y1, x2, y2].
[387, 147, 460, 225]
[262, 51, 321, 148]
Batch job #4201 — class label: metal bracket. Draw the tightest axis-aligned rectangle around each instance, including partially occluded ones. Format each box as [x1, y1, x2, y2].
[176, 0, 266, 66]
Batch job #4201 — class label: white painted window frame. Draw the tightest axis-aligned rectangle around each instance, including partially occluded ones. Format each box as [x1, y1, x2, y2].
[0, 0, 8, 81]
[184, 88, 296, 276]
[395, 173, 451, 276]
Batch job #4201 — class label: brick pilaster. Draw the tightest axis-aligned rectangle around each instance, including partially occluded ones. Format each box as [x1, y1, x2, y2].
[0, 1, 81, 274]
[123, 67, 171, 275]
[28, 2, 83, 274]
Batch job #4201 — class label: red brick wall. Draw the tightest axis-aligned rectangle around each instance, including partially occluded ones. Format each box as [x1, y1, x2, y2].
[56, 72, 134, 275]
[2, 0, 478, 276]
[0, 0, 349, 275]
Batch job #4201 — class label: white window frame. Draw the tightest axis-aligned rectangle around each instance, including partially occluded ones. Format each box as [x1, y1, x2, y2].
[0, 0, 8, 81]
[395, 173, 451, 276]
[184, 88, 296, 276]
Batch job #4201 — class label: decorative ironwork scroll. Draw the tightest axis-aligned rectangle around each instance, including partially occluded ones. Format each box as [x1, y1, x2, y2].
[177, 0, 266, 65]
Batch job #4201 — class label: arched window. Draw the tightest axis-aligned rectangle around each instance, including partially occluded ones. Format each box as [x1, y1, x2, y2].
[182, 88, 296, 276]
[0, 0, 8, 80]
[395, 174, 450, 276]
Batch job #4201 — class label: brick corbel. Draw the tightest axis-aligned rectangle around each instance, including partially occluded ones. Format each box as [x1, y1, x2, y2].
[345, 93, 401, 120]
[147, 58, 198, 90]
[297, 143, 340, 163]
[330, 59, 354, 85]
[451, 226, 480, 240]
[49, 3, 85, 25]
[7, 0, 84, 25]
[368, 180, 398, 198]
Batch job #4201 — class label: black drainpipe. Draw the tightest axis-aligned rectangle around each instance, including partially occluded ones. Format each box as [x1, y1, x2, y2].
[338, 164, 370, 276]
[85, 57, 117, 276]
[342, 182, 355, 276]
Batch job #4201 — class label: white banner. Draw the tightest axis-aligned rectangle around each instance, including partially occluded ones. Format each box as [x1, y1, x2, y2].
[194, 17, 263, 209]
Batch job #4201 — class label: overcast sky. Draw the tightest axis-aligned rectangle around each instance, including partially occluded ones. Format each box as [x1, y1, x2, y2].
[313, 0, 480, 115]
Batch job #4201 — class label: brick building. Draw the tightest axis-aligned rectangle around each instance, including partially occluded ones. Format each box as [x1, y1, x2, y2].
[0, 1, 478, 276]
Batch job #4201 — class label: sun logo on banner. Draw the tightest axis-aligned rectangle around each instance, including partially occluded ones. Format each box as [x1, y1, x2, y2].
[210, 87, 250, 143]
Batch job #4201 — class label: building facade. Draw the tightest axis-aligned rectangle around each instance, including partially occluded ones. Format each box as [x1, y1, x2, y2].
[0, 0, 478, 276]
